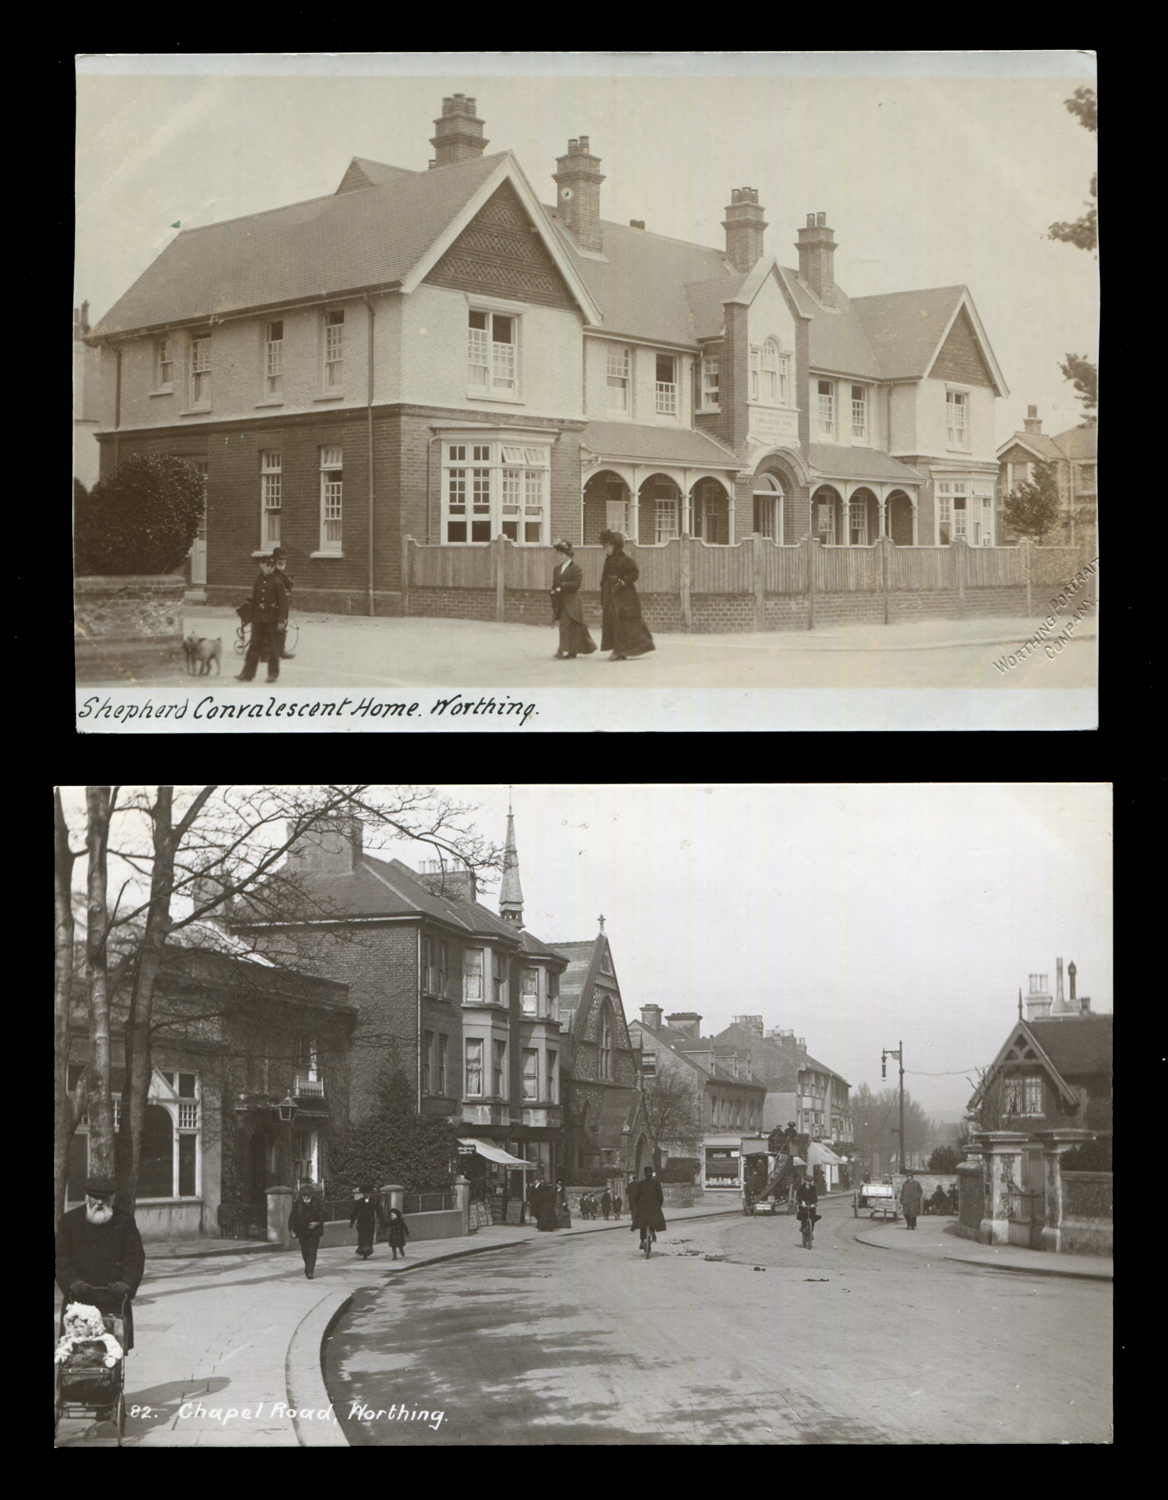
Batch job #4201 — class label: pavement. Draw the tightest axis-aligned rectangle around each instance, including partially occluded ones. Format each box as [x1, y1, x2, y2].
[77, 605, 1097, 692]
[55, 1197, 1111, 1447]
[852, 1213, 1113, 1281]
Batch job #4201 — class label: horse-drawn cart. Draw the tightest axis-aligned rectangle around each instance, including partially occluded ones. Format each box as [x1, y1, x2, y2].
[853, 1181, 900, 1221]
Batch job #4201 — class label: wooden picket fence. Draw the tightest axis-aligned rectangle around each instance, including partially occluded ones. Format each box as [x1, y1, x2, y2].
[401, 534, 1092, 632]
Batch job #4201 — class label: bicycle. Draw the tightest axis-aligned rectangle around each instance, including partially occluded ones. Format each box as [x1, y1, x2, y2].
[640, 1225, 656, 1259]
[799, 1204, 816, 1249]
[234, 601, 299, 657]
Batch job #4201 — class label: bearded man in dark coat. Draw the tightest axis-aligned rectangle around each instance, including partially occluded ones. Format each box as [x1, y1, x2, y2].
[628, 1166, 667, 1237]
[55, 1175, 146, 1351]
[599, 530, 655, 660]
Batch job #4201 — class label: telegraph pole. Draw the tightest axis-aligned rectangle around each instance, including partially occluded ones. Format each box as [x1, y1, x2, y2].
[882, 1042, 906, 1172]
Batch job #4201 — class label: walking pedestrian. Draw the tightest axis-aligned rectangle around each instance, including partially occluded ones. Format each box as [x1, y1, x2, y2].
[534, 1179, 559, 1232]
[556, 1180, 572, 1229]
[55, 1175, 146, 1358]
[348, 1185, 385, 1260]
[386, 1206, 410, 1260]
[612, 1191, 622, 1219]
[271, 547, 295, 659]
[599, 530, 655, 661]
[550, 539, 597, 659]
[601, 1188, 612, 1220]
[235, 554, 288, 683]
[900, 1173, 923, 1230]
[289, 1184, 325, 1278]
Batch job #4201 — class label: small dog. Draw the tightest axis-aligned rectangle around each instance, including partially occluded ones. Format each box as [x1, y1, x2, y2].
[183, 634, 222, 675]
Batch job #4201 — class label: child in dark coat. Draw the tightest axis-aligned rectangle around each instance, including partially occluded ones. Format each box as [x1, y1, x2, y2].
[387, 1207, 409, 1259]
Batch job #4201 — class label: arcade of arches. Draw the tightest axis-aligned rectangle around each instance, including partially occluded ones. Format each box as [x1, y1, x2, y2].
[582, 470, 732, 546]
[811, 485, 916, 546]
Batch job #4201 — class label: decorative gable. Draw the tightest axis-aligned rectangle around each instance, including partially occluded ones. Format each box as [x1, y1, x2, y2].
[336, 160, 376, 194]
[423, 180, 578, 311]
[931, 307, 995, 388]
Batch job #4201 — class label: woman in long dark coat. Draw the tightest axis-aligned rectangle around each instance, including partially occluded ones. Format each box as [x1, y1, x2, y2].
[599, 530, 655, 660]
[550, 539, 597, 659]
[349, 1185, 385, 1260]
[534, 1180, 559, 1232]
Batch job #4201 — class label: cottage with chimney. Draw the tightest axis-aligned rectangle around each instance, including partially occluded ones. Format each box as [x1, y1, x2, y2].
[996, 405, 1097, 550]
[84, 91, 1009, 610]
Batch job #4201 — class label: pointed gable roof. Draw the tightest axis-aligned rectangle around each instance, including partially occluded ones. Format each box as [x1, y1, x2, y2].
[92, 153, 602, 339]
[851, 285, 1008, 396]
[967, 1018, 1086, 1113]
[336, 156, 417, 193]
[997, 431, 1063, 463]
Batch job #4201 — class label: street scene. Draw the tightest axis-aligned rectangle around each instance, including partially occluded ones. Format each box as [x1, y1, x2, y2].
[54, 784, 1112, 1446]
[74, 54, 1098, 728]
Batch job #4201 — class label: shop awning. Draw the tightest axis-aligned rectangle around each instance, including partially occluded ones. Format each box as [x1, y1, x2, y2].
[807, 1142, 844, 1167]
[457, 1138, 535, 1170]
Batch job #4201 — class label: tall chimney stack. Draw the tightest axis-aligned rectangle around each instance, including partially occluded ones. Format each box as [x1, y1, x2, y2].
[796, 211, 838, 307]
[1056, 957, 1064, 1007]
[429, 94, 488, 169]
[553, 136, 605, 252]
[1068, 960, 1077, 1005]
[722, 187, 768, 273]
[1024, 405, 1043, 434]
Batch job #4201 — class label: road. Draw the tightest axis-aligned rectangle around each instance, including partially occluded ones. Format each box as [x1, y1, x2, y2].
[324, 1201, 1111, 1444]
[85, 610, 1096, 691]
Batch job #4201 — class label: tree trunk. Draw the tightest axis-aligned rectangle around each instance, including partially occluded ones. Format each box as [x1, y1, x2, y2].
[85, 787, 116, 1177]
[54, 790, 81, 1221]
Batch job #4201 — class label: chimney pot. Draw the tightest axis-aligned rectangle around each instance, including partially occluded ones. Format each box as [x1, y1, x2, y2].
[630, 219, 645, 229]
[1068, 961, 1077, 1004]
[816, 211, 826, 226]
[806, 213, 816, 227]
[1028, 405, 1038, 418]
[430, 94, 488, 168]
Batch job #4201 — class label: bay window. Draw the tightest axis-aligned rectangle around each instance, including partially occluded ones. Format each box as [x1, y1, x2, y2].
[468, 309, 518, 397]
[465, 1038, 483, 1096]
[521, 968, 538, 1016]
[492, 1039, 506, 1097]
[464, 948, 484, 1002]
[547, 1050, 557, 1103]
[442, 440, 549, 544]
[522, 1048, 539, 1101]
[492, 950, 506, 1006]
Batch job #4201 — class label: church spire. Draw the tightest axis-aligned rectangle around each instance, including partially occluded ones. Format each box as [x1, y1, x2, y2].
[500, 791, 524, 926]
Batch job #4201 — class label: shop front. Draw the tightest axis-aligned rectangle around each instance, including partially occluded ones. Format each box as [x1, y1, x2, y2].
[703, 1136, 743, 1190]
[458, 1137, 536, 1224]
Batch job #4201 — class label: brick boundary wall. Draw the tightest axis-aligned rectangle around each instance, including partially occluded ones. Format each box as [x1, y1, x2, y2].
[205, 585, 403, 616]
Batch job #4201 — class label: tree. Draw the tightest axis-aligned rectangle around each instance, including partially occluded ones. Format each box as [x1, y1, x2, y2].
[850, 1082, 930, 1175]
[928, 1144, 965, 1174]
[640, 1067, 703, 1169]
[54, 785, 505, 1221]
[1048, 87, 1097, 253]
[1057, 354, 1097, 417]
[329, 1051, 459, 1193]
[1003, 459, 1062, 543]
[74, 454, 206, 575]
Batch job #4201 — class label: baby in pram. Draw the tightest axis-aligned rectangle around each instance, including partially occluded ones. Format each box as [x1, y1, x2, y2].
[54, 1303, 124, 1369]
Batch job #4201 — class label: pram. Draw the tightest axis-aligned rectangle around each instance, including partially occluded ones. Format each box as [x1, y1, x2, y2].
[54, 1288, 128, 1445]
[234, 599, 299, 657]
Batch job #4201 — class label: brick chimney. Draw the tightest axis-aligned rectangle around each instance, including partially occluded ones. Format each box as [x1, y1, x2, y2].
[1023, 404, 1043, 434]
[429, 94, 488, 169]
[1025, 971, 1052, 1021]
[733, 1014, 765, 1038]
[665, 1012, 702, 1041]
[286, 816, 364, 874]
[418, 860, 478, 905]
[553, 136, 605, 252]
[1068, 960, 1077, 1005]
[640, 1004, 664, 1030]
[796, 212, 838, 307]
[722, 188, 768, 273]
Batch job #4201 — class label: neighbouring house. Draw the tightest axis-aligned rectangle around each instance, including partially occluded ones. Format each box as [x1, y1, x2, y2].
[230, 811, 573, 1214]
[84, 91, 1009, 614]
[996, 407, 1098, 549]
[63, 905, 355, 1241]
[709, 1015, 853, 1180]
[628, 1007, 766, 1191]
[966, 957, 1112, 1192]
[73, 302, 102, 490]
[547, 923, 645, 1183]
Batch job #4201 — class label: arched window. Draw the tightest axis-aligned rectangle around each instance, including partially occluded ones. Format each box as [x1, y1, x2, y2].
[600, 1006, 613, 1080]
[139, 1105, 174, 1198]
[753, 472, 784, 542]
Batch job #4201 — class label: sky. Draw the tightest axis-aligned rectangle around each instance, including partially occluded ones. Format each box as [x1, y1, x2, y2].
[75, 51, 1098, 444]
[60, 782, 1112, 1123]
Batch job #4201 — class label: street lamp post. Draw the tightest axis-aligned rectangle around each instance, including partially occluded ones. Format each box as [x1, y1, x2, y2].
[882, 1042, 905, 1173]
[277, 1094, 299, 1188]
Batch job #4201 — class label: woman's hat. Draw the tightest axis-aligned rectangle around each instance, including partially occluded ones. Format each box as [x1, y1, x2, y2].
[552, 538, 573, 555]
[599, 529, 625, 547]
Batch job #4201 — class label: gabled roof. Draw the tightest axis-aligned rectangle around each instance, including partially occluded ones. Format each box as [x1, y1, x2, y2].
[808, 445, 924, 484]
[1030, 1014, 1112, 1077]
[802, 1053, 850, 1089]
[1051, 423, 1097, 460]
[851, 285, 1008, 396]
[549, 215, 736, 345]
[997, 432, 1063, 463]
[336, 156, 416, 193]
[92, 153, 602, 338]
[780, 269, 883, 379]
[684, 273, 748, 340]
[582, 420, 739, 469]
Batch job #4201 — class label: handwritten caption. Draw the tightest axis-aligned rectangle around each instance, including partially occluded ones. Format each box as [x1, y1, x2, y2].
[78, 692, 538, 726]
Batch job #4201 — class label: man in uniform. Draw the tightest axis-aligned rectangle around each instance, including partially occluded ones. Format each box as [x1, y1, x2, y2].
[271, 547, 295, 659]
[235, 554, 288, 683]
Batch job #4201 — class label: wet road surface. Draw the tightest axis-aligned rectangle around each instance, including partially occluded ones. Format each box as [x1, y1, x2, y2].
[324, 1201, 1111, 1444]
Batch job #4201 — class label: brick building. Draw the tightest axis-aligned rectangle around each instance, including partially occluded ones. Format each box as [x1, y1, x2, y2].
[86, 91, 1008, 610]
[230, 811, 577, 1209]
[546, 924, 644, 1182]
[996, 406, 1097, 549]
[627, 1007, 766, 1192]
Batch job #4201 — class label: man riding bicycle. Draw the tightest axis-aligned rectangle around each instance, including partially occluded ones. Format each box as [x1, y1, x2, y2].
[629, 1166, 667, 1254]
[795, 1175, 820, 1247]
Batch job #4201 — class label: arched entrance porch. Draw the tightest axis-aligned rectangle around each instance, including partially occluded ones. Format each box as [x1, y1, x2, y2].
[637, 473, 683, 546]
[752, 472, 785, 542]
[690, 477, 731, 544]
[887, 489, 915, 546]
[812, 484, 843, 546]
[582, 469, 631, 545]
[848, 487, 879, 547]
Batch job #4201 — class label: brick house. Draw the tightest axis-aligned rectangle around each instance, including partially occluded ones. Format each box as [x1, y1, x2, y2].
[966, 959, 1112, 1191]
[545, 925, 644, 1182]
[996, 406, 1097, 548]
[86, 92, 1008, 611]
[63, 913, 355, 1241]
[627, 1007, 766, 1191]
[230, 813, 572, 1208]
